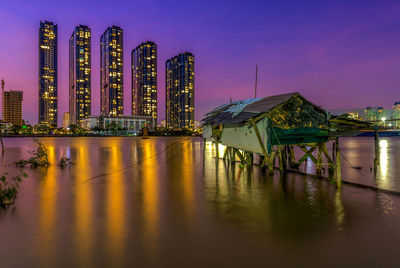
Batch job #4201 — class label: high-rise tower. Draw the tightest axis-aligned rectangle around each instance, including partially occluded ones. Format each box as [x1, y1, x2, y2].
[69, 25, 91, 125]
[38, 21, 58, 126]
[165, 52, 195, 130]
[131, 41, 157, 126]
[100, 26, 123, 117]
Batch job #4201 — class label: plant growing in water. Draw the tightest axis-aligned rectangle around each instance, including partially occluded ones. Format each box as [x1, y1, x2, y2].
[15, 138, 50, 168]
[0, 172, 27, 207]
[57, 157, 72, 168]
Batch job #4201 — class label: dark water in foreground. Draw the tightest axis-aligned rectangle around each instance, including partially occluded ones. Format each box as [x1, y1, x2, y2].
[0, 137, 400, 267]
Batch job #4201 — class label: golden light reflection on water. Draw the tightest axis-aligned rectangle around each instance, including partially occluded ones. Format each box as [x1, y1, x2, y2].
[37, 144, 58, 267]
[107, 141, 125, 266]
[74, 142, 92, 266]
[379, 139, 388, 180]
[142, 140, 159, 256]
[334, 190, 345, 230]
[182, 140, 195, 223]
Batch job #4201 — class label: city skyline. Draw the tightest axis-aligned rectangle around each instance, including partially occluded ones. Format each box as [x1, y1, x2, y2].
[1, 1, 400, 125]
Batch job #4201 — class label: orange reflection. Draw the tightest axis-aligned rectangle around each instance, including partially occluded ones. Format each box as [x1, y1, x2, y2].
[37, 144, 58, 267]
[74, 141, 93, 266]
[142, 140, 159, 256]
[182, 140, 195, 222]
[106, 140, 125, 266]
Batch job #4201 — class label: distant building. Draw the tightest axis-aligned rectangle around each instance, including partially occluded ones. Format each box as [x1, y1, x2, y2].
[3, 90, 23, 126]
[80, 115, 155, 132]
[132, 41, 157, 126]
[100, 26, 123, 117]
[194, 120, 200, 129]
[63, 112, 70, 128]
[364, 107, 376, 121]
[376, 107, 385, 122]
[165, 52, 195, 130]
[160, 119, 166, 128]
[69, 25, 91, 125]
[348, 112, 359, 120]
[1, 79, 4, 120]
[393, 102, 400, 128]
[80, 115, 99, 130]
[39, 21, 58, 126]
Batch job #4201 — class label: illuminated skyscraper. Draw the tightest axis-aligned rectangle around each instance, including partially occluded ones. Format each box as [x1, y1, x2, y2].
[3, 90, 23, 126]
[39, 21, 58, 126]
[69, 25, 91, 125]
[100, 26, 123, 117]
[165, 52, 195, 130]
[131, 41, 157, 126]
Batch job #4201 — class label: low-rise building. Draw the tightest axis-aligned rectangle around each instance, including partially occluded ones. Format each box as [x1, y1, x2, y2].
[63, 112, 70, 128]
[80, 115, 155, 132]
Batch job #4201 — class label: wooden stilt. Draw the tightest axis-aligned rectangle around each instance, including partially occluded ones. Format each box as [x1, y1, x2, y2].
[335, 137, 342, 188]
[316, 143, 323, 175]
[246, 152, 253, 167]
[267, 149, 275, 174]
[215, 140, 219, 159]
[278, 146, 284, 172]
[374, 129, 379, 170]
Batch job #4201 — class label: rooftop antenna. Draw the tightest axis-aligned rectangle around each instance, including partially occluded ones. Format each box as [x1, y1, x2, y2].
[254, 64, 258, 99]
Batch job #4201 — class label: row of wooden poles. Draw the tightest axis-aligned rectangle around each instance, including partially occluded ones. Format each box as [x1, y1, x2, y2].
[206, 137, 343, 188]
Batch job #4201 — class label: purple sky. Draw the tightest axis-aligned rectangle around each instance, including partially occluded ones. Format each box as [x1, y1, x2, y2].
[1, 0, 400, 125]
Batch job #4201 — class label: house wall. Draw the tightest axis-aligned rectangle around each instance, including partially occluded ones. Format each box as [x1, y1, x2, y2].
[220, 118, 269, 154]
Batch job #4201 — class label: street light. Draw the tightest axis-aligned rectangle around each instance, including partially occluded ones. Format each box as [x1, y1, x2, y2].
[382, 117, 386, 128]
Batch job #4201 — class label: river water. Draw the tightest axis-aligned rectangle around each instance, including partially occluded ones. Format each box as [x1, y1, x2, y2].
[0, 137, 400, 267]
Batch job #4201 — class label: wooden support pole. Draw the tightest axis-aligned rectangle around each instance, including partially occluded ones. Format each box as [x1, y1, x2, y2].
[223, 147, 228, 160]
[296, 146, 317, 167]
[250, 119, 269, 161]
[234, 148, 245, 164]
[374, 129, 379, 169]
[335, 137, 342, 188]
[267, 150, 275, 174]
[316, 143, 323, 175]
[246, 152, 253, 167]
[278, 146, 284, 172]
[321, 143, 333, 174]
[215, 140, 219, 159]
[299, 146, 318, 164]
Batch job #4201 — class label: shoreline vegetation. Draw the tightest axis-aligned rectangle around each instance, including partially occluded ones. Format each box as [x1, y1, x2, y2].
[0, 124, 201, 137]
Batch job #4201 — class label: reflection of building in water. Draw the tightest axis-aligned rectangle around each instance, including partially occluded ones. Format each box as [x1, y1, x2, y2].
[73, 143, 93, 266]
[379, 139, 388, 180]
[38, 145, 58, 267]
[106, 143, 125, 266]
[141, 141, 159, 255]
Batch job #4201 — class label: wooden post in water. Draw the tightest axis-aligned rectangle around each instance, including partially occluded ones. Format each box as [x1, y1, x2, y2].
[316, 144, 323, 175]
[335, 137, 342, 188]
[278, 146, 284, 172]
[215, 139, 219, 159]
[374, 129, 379, 169]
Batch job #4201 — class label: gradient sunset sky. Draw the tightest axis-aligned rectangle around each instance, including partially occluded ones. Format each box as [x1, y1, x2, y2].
[1, 0, 400, 125]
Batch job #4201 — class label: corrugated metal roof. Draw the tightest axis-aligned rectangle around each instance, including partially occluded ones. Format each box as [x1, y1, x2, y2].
[202, 92, 302, 126]
[243, 93, 296, 113]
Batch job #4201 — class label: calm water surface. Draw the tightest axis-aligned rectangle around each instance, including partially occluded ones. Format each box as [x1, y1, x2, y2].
[0, 137, 400, 267]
